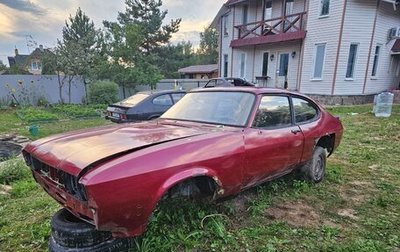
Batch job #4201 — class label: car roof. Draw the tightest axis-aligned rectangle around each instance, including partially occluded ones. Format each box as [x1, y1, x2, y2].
[138, 90, 186, 96]
[191, 87, 304, 96]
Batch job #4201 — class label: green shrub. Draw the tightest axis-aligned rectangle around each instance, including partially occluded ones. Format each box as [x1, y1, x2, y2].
[0, 159, 31, 184]
[16, 107, 59, 122]
[52, 104, 100, 118]
[88, 81, 119, 105]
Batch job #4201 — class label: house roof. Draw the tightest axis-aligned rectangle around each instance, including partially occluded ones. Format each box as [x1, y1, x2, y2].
[210, 5, 229, 29]
[178, 64, 219, 74]
[392, 39, 400, 53]
[8, 54, 29, 67]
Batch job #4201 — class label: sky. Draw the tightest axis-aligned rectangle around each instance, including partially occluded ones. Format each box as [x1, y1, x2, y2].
[0, 0, 223, 66]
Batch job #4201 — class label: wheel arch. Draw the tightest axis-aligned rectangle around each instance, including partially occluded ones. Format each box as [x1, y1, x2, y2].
[154, 168, 223, 203]
[315, 133, 336, 157]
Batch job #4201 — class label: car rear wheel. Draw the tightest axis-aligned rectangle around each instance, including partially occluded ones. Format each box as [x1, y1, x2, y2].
[302, 146, 326, 183]
[50, 208, 112, 248]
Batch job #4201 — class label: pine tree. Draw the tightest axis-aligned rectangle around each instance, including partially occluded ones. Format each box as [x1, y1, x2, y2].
[116, 0, 181, 54]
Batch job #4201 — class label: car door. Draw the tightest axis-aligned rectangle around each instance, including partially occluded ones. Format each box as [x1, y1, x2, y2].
[291, 96, 322, 163]
[243, 95, 304, 188]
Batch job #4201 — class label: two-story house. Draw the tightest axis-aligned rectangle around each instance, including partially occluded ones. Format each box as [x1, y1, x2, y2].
[8, 45, 50, 75]
[212, 0, 400, 100]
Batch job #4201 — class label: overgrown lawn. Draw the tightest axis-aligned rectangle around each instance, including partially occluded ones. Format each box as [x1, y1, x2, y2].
[0, 105, 399, 251]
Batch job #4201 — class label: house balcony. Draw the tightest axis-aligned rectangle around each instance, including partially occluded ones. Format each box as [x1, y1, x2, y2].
[231, 11, 307, 48]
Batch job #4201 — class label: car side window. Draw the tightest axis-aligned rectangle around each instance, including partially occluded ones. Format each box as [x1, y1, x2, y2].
[171, 93, 185, 103]
[205, 80, 216, 87]
[153, 94, 173, 106]
[292, 97, 318, 124]
[252, 96, 292, 128]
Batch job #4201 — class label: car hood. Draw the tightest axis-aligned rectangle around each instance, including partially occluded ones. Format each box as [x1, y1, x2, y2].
[24, 122, 210, 176]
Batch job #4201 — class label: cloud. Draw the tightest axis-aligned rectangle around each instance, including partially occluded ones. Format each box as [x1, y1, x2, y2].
[0, 0, 46, 15]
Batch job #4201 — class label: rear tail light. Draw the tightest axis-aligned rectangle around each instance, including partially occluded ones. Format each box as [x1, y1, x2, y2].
[121, 114, 127, 120]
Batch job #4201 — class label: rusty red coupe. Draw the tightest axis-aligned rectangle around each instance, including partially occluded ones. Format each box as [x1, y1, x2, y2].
[23, 88, 343, 238]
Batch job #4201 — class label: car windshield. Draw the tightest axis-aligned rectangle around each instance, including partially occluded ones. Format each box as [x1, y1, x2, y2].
[161, 91, 255, 127]
[118, 93, 149, 106]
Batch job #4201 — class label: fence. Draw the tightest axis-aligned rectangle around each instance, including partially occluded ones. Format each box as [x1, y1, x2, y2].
[0, 75, 211, 105]
[0, 75, 85, 106]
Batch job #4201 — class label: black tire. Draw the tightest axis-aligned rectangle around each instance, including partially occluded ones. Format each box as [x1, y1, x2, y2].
[51, 208, 112, 248]
[302, 146, 326, 183]
[49, 236, 133, 252]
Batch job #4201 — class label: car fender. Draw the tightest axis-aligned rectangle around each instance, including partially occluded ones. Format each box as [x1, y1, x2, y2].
[153, 167, 223, 204]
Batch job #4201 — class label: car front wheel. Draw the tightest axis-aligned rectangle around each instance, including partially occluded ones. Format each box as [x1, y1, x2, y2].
[302, 146, 326, 183]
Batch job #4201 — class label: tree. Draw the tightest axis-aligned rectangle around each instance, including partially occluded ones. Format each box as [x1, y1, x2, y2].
[0, 61, 7, 71]
[197, 27, 219, 64]
[102, 0, 180, 91]
[155, 41, 197, 78]
[58, 8, 102, 103]
[115, 0, 181, 54]
[40, 50, 57, 75]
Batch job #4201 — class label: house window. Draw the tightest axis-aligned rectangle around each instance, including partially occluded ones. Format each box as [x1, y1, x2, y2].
[242, 4, 248, 25]
[262, 52, 269, 76]
[31, 61, 41, 70]
[313, 43, 326, 79]
[223, 54, 229, 77]
[223, 15, 229, 36]
[396, 60, 400, 77]
[240, 53, 246, 78]
[264, 1, 272, 21]
[346, 43, 358, 79]
[284, 0, 294, 30]
[371, 45, 381, 77]
[320, 0, 330, 16]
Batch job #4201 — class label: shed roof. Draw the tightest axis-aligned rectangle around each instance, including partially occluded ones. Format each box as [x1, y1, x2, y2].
[178, 64, 218, 74]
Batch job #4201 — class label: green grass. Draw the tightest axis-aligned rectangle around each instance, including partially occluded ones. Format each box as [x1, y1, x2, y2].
[0, 105, 399, 251]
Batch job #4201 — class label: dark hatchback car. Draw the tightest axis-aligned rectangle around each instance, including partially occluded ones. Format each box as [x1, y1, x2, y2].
[106, 90, 186, 123]
[204, 77, 255, 88]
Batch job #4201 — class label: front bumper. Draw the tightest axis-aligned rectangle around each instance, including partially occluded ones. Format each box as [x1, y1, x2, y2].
[33, 171, 95, 225]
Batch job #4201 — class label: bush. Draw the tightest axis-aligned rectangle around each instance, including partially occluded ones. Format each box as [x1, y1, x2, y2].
[52, 104, 100, 118]
[0, 159, 31, 184]
[16, 107, 59, 122]
[88, 81, 119, 105]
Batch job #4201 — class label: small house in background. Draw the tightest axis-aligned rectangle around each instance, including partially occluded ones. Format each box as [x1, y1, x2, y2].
[178, 64, 219, 79]
[8, 45, 51, 75]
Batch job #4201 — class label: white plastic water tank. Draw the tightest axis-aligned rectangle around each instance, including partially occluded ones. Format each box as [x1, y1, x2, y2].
[374, 92, 394, 118]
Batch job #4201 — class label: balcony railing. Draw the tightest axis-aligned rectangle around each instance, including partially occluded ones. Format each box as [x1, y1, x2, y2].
[235, 12, 307, 40]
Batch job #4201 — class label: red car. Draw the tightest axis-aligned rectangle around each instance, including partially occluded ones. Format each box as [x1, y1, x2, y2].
[23, 88, 343, 239]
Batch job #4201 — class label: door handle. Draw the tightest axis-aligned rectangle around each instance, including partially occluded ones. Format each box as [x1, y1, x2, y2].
[291, 129, 301, 135]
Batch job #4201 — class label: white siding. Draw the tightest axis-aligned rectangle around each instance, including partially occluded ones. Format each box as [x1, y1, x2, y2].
[364, 2, 400, 94]
[220, 9, 234, 77]
[300, 0, 345, 94]
[253, 41, 302, 89]
[333, 0, 376, 95]
[231, 41, 301, 89]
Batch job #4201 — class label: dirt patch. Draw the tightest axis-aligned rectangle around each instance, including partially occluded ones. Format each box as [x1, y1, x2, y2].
[337, 208, 359, 220]
[265, 201, 320, 228]
[0, 184, 12, 196]
[339, 180, 375, 206]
